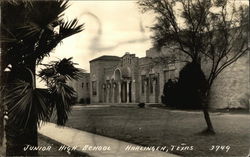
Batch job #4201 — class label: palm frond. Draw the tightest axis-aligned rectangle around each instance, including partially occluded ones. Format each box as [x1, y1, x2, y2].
[2, 0, 84, 66]
[3, 80, 52, 129]
[54, 58, 82, 80]
[38, 67, 56, 82]
[38, 58, 83, 87]
[34, 88, 53, 125]
[2, 0, 33, 7]
[0, 36, 17, 43]
[34, 33, 61, 63]
[0, 24, 18, 44]
[59, 19, 84, 39]
[28, 0, 69, 30]
[50, 82, 77, 125]
[3, 80, 33, 128]
[17, 22, 42, 38]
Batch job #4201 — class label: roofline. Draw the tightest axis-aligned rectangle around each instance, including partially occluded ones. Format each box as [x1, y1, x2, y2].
[89, 55, 121, 63]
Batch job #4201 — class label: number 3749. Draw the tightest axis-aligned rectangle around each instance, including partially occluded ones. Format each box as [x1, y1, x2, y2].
[209, 145, 230, 152]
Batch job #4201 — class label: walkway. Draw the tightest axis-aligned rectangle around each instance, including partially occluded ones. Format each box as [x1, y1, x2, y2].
[38, 122, 179, 157]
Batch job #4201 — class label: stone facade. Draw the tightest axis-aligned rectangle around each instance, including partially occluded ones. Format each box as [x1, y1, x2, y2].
[89, 50, 250, 110]
[89, 52, 185, 104]
[208, 54, 250, 109]
[67, 73, 90, 103]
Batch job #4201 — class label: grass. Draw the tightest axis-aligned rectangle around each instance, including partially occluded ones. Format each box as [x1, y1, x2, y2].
[56, 106, 250, 157]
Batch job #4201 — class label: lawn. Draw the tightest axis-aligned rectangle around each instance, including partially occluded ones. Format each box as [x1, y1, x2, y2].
[58, 106, 250, 157]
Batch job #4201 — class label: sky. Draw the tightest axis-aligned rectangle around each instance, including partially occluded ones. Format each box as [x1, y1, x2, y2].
[40, 0, 248, 72]
[42, 1, 155, 72]
[37, 0, 248, 88]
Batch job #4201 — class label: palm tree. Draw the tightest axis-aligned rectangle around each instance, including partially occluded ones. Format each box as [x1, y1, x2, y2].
[1, 0, 84, 155]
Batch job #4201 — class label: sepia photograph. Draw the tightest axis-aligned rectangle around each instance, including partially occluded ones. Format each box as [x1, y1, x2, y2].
[0, 0, 249, 156]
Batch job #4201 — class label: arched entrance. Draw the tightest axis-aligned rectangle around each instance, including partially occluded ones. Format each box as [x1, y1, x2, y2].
[114, 68, 132, 103]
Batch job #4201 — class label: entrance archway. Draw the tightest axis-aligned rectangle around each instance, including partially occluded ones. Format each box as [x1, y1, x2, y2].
[114, 68, 132, 103]
[114, 69, 121, 81]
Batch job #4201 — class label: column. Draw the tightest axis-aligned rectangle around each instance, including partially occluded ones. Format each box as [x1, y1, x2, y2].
[126, 80, 130, 103]
[144, 81, 147, 102]
[106, 85, 109, 103]
[102, 87, 105, 103]
[131, 80, 135, 103]
[118, 82, 121, 103]
[112, 83, 115, 103]
[153, 80, 156, 102]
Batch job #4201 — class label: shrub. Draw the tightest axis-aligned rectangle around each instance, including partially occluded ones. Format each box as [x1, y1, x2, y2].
[79, 98, 85, 104]
[78, 97, 90, 104]
[138, 103, 145, 108]
[162, 79, 179, 107]
[162, 62, 206, 110]
[71, 96, 78, 104]
[85, 98, 90, 104]
[178, 62, 206, 109]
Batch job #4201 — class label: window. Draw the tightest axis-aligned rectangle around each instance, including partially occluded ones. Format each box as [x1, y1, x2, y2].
[164, 70, 169, 83]
[106, 80, 110, 89]
[81, 83, 84, 88]
[155, 74, 159, 85]
[86, 83, 89, 90]
[149, 74, 154, 94]
[164, 70, 175, 83]
[169, 70, 175, 79]
[92, 81, 97, 96]
[141, 75, 146, 93]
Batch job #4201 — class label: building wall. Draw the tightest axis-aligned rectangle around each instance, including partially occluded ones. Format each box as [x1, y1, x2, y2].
[208, 54, 250, 109]
[77, 74, 90, 103]
[147, 46, 250, 109]
[89, 51, 249, 110]
[90, 59, 120, 103]
[67, 73, 90, 103]
[89, 53, 181, 105]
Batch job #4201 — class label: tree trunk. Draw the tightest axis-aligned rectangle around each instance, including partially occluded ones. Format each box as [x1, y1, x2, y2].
[202, 107, 215, 134]
[6, 117, 38, 156]
[0, 56, 6, 156]
[0, 103, 5, 156]
[195, 61, 215, 135]
[0, 87, 3, 152]
[201, 89, 215, 135]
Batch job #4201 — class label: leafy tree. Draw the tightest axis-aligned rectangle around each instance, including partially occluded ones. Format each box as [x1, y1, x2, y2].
[162, 63, 205, 110]
[1, 0, 84, 155]
[178, 62, 206, 109]
[138, 0, 248, 134]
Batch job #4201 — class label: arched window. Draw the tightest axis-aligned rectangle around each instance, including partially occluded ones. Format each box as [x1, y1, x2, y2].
[141, 75, 146, 94]
[92, 81, 97, 96]
[149, 74, 155, 94]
